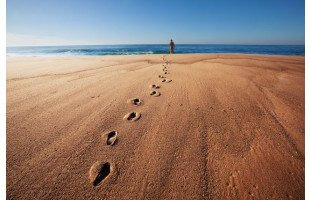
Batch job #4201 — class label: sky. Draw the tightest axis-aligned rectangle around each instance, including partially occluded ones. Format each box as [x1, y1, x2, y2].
[6, 0, 305, 46]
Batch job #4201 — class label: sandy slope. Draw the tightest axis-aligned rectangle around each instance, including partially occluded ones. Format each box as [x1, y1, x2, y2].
[6, 54, 305, 199]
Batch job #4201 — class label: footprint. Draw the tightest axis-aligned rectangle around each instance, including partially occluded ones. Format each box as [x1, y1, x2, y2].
[150, 91, 160, 97]
[149, 84, 160, 89]
[226, 170, 241, 198]
[102, 131, 118, 146]
[124, 112, 141, 121]
[165, 79, 172, 83]
[162, 79, 166, 82]
[164, 72, 168, 74]
[158, 75, 166, 79]
[127, 98, 143, 105]
[89, 162, 111, 186]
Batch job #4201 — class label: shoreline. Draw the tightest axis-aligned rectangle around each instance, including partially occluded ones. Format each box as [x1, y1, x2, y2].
[7, 44, 305, 57]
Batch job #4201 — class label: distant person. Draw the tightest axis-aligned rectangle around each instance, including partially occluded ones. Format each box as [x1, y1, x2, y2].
[169, 39, 175, 54]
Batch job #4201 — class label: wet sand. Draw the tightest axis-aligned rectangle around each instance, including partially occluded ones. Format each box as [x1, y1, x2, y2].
[6, 54, 305, 199]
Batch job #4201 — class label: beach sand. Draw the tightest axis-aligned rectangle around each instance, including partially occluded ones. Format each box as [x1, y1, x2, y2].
[6, 54, 305, 199]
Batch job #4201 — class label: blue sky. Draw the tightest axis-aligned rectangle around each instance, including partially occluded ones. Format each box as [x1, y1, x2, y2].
[7, 0, 305, 46]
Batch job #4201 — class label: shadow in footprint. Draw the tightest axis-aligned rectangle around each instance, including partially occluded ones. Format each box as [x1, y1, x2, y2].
[102, 131, 118, 146]
[127, 98, 143, 105]
[149, 84, 160, 89]
[89, 162, 111, 186]
[150, 91, 160, 97]
[124, 112, 141, 121]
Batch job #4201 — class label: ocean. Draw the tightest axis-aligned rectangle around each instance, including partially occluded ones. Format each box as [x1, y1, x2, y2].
[6, 44, 305, 57]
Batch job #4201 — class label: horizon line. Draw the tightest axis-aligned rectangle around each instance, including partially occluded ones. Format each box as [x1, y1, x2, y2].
[6, 43, 306, 48]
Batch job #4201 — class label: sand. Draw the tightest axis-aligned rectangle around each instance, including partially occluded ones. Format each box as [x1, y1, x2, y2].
[6, 53, 305, 199]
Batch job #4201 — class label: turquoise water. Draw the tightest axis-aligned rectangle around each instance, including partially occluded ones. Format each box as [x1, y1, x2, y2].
[6, 44, 305, 57]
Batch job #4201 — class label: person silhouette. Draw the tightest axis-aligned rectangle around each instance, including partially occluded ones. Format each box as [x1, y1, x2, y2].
[169, 39, 175, 54]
